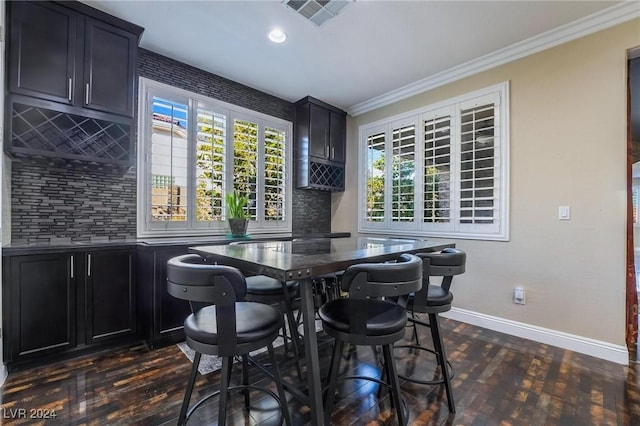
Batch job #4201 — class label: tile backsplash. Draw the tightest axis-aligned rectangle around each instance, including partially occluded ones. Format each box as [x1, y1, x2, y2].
[11, 159, 136, 244]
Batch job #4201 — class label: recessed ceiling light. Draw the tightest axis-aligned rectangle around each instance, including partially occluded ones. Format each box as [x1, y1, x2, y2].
[268, 28, 287, 43]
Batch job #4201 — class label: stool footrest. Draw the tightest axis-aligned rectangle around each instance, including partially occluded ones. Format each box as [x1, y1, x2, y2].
[393, 344, 455, 385]
[185, 385, 285, 426]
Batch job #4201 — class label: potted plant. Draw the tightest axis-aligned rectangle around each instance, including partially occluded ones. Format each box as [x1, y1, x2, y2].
[226, 190, 249, 237]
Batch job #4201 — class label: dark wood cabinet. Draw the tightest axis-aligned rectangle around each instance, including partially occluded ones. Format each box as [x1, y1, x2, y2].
[84, 249, 137, 345]
[308, 103, 331, 159]
[305, 100, 346, 163]
[329, 110, 346, 163]
[137, 245, 192, 348]
[4, 254, 76, 362]
[7, 0, 142, 118]
[8, 1, 77, 106]
[5, 1, 143, 166]
[295, 96, 347, 191]
[2, 246, 138, 369]
[82, 18, 138, 117]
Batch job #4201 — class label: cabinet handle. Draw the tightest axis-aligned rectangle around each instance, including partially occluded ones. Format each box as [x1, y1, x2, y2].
[325, 146, 330, 158]
[331, 146, 335, 159]
[68, 78, 72, 101]
[87, 254, 91, 277]
[85, 83, 90, 105]
[70, 255, 74, 279]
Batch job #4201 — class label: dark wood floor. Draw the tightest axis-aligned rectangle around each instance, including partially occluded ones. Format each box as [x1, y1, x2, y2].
[1, 317, 639, 425]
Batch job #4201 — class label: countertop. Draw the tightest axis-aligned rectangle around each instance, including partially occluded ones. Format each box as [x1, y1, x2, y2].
[1, 232, 351, 256]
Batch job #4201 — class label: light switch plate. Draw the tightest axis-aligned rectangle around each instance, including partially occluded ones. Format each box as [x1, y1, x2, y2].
[558, 205, 571, 220]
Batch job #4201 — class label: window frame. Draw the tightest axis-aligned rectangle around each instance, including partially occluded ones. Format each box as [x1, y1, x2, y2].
[137, 78, 293, 238]
[358, 82, 510, 241]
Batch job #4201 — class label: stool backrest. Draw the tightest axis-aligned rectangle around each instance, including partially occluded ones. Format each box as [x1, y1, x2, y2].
[341, 253, 423, 299]
[166, 254, 249, 355]
[417, 248, 466, 291]
[412, 248, 466, 311]
[167, 254, 247, 305]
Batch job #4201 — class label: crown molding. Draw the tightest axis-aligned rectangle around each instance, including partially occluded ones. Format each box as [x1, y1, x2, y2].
[347, 1, 640, 117]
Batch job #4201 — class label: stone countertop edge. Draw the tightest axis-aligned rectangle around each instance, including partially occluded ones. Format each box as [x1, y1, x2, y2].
[1, 232, 352, 256]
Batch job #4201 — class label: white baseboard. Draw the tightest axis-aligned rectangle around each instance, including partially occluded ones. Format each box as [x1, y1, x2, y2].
[442, 307, 630, 365]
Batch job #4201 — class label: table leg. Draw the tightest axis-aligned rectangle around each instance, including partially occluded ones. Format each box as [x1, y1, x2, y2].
[299, 277, 324, 426]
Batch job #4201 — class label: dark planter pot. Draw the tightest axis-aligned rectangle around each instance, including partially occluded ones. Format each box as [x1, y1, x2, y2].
[228, 218, 248, 237]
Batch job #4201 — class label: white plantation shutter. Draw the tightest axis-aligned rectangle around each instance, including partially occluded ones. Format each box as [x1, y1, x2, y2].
[359, 82, 508, 240]
[149, 96, 189, 225]
[423, 112, 452, 230]
[458, 92, 502, 235]
[391, 123, 416, 223]
[195, 104, 225, 223]
[264, 126, 286, 222]
[365, 130, 386, 225]
[232, 118, 259, 220]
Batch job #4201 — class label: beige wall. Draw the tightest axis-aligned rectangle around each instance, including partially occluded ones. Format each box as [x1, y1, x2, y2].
[332, 19, 640, 346]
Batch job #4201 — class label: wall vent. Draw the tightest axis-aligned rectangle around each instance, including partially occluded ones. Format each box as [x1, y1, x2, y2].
[283, 0, 353, 27]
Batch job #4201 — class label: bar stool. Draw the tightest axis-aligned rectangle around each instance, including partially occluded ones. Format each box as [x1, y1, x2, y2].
[167, 254, 292, 426]
[318, 253, 423, 425]
[228, 241, 303, 374]
[399, 248, 466, 414]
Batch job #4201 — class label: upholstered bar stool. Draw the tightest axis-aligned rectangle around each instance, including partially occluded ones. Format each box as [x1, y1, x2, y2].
[318, 253, 423, 425]
[400, 248, 466, 414]
[228, 241, 303, 373]
[167, 254, 291, 426]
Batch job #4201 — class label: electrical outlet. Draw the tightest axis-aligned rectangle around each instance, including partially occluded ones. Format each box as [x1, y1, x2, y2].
[513, 287, 526, 304]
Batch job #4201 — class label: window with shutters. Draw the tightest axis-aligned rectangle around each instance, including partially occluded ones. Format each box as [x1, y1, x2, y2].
[359, 82, 509, 240]
[137, 78, 292, 237]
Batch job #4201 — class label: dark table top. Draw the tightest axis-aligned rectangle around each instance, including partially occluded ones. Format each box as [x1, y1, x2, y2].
[191, 237, 455, 281]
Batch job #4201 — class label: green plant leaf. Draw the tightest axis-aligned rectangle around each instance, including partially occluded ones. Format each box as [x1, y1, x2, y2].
[225, 190, 248, 219]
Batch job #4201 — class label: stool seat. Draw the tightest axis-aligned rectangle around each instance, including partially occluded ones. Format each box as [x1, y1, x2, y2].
[408, 285, 453, 312]
[185, 302, 282, 346]
[319, 298, 407, 337]
[246, 276, 299, 295]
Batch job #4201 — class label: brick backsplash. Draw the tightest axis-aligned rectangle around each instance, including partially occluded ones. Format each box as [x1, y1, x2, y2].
[9, 48, 331, 243]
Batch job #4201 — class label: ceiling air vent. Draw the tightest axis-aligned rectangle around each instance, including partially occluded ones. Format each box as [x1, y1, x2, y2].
[283, 0, 353, 27]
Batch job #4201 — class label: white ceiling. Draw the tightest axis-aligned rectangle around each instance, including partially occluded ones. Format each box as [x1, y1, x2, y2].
[83, 0, 631, 114]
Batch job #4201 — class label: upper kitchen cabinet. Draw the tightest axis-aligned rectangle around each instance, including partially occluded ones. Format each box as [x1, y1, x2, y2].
[5, 1, 143, 167]
[7, 1, 77, 106]
[295, 97, 347, 191]
[8, 0, 142, 118]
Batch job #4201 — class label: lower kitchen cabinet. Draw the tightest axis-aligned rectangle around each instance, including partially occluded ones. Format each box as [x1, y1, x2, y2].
[2, 246, 138, 369]
[137, 245, 192, 348]
[4, 253, 77, 361]
[85, 249, 137, 344]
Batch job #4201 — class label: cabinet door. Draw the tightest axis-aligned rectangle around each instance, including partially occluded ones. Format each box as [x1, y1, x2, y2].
[8, 1, 77, 105]
[154, 248, 192, 341]
[83, 18, 137, 117]
[309, 103, 330, 159]
[5, 254, 76, 361]
[329, 111, 346, 163]
[85, 250, 136, 344]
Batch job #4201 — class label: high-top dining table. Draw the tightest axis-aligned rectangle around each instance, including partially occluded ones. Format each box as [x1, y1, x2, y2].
[191, 236, 455, 426]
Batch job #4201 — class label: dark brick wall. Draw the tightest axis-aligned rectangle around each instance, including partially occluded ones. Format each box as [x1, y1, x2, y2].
[9, 48, 331, 243]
